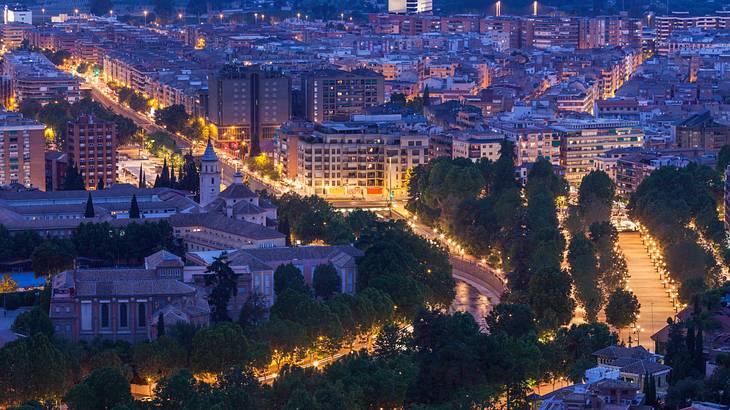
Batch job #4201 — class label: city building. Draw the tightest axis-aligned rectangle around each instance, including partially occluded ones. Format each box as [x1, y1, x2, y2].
[591, 345, 671, 393]
[49, 250, 210, 343]
[388, 0, 433, 15]
[279, 117, 429, 199]
[66, 115, 117, 190]
[675, 110, 730, 151]
[303, 69, 385, 123]
[655, 12, 730, 55]
[3, 4, 30, 25]
[451, 133, 504, 162]
[615, 153, 689, 197]
[207, 65, 291, 153]
[0, 111, 45, 190]
[0, 23, 31, 50]
[555, 119, 644, 186]
[1, 51, 81, 104]
[169, 212, 286, 252]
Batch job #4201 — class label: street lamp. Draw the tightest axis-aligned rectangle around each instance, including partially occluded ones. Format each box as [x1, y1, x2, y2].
[109, 10, 113, 18]
[219, 13, 224, 24]
[143, 10, 148, 26]
[41, 8, 45, 24]
[254, 12, 258, 23]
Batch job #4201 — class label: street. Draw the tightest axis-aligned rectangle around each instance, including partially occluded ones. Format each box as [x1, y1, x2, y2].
[617, 232, 676, 351]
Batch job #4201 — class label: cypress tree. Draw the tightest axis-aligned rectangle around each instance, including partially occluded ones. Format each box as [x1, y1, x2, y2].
[157, 313, 165, 337]
[142, 171, 146, 188]
[643, 372, 657, 406]
[63, 163, 86, 190]
[170, 165, 177, 188]
[160, 158, 170, 187]
[96, 178, 105, 190]
[423, 84, 430, 106]
[138, 164, 144, 188]
[129, 194, 141, 219]
[695, 327, 705, 374]
[153, 174, 160, 188]
[84, 192, 95, 218]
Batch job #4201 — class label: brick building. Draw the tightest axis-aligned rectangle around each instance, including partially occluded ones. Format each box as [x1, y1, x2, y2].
[66, 115, 117, 189]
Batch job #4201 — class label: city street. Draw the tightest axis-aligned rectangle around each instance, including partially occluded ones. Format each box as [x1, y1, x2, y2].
[617, 232, 676, 351]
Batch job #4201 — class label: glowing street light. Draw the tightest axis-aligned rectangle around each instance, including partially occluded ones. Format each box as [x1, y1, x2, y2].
[533, 0, 538, 15]
[143, 10, 148, 26]
[219, 13, 224, 24]
[496, 1, 501, 17]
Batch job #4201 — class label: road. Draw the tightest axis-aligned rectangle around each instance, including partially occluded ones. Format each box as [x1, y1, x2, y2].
[617, 231, 676, 351]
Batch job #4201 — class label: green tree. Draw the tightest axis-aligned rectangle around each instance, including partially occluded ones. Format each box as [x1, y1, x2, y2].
[605, 288, 641, 331]
[64, 367, 132, 410]
[274, 263, 308, 296]
[84, 192, 95, 218]
[485, 303, 537, 339]
[204, 252, 239, 322]
[132, 336, 186, 383]
[237, 292, 268, 328]
[717, 144, 730, 172]
[0, 333, 71, 404]
[63, 164, 85, 191]
[312, 263, 340, 299]
[152, 369, 213, 409]
[129, 194, 141, 219]
[11, 307, 53, 337]
[191, 322, 251, 377]
[96, 177, 104, 190]
[89, 0, 114, 16]
[527, 269, 575, 333]
[31, 240, 74, 278]
[569, 233, 602, 322]
[155, 105, 190, 134]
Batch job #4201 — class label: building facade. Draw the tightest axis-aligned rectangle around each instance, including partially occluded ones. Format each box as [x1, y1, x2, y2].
[555, 119, 644, 186]
[0, 111, 45, 190]
[303, 69, 385, 123]
[66, 115, 117, 189]
[283, 120, 428, 199]
[675, 110, 730, 151]
[207, 65, 291, 153]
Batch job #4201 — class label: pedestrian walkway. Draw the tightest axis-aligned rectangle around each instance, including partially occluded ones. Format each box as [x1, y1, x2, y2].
[617, 232, 676, 351]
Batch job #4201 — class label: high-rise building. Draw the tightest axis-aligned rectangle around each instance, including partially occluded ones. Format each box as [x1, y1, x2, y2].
[0, 111, 45, 189]
[66, 115, 117, 189]
[655, 12, 730, 55]
[521, 17, 590, 49]
[3, 4, 31, 25]
[207, 65, 291, 155]
[388, 0, 432, 14]
[554, 119, 644, 186]
[303, 69, 384, 123]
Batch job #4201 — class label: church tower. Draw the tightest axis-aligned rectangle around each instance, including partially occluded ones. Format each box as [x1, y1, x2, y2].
[199, 138, 220, 206]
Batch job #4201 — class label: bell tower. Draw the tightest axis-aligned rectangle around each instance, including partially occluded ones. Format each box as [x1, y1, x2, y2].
[199, 138, 220, 206]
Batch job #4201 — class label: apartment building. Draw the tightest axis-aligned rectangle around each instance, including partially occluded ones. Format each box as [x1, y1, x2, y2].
[208, 65, 291, 154]
[2, 51, 81, 104]
[0, 23, 32, 50]
[451, 133, 504, 162]
[282, 119, 428, 199]
[388, 0, 433, 14]
[555, 119, 644, 186]
[675, 110, 730, 151]
[0, 111, 45, 190]
[303, 69, 384, 123]
[491, 124, 561, 167]
[66, 115, 117, 189]
[3, 4, 31, 24]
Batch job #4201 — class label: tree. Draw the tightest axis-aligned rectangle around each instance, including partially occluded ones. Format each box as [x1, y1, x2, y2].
[63, 164, 85, 191]
[643, 371, 657, 406]
[84, 192, 95, 218]
[129, 194, 141, 219]
[204, 252, 239, 322]
[132, 336, 186, 383]
[527, 268, 575, 333]
[485, 303, 537, 339]
[605, 288, 641, 331]
[0, 333, 71, 404]
[569, 233, 602, 322]
[0, 274, 16, 293]
[237, 292, 268, 328]
[191, 322, 251, 376]
[154, 0, 176, 22]
[64, 368, 132, 410]
[155, 105, 190, 134]
[96, 178, 105, 190]
[11, 307, 53, 337]
[152, 369, 213, 409]
[717, 144, 730, 172]
[157, 313, 166, 337]
[313, 263, 340, 299]
[422, 85, 430, 107]
[89, 0, 114, 17]
[274, 263, 308, 296]
[576, 170, 615, 228]
[373, 323, 411, 359]
[31, 240, 74, 278]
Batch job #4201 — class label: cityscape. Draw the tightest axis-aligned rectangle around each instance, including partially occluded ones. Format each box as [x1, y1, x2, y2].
[0, 0, 727, 408]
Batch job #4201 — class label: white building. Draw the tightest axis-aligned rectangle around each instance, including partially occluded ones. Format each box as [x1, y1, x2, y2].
[451, 134, 504, 163]
[388, 0, 432, 14]
[199, 138, 221, 207]
[3, 4, 31, 25]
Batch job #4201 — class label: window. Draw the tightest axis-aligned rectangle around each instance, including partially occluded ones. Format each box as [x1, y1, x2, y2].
[100, 302, 110, 329]
[138, 303, 147, 327]
[119, 303, 128, 328]
[81, 302, 92, 331]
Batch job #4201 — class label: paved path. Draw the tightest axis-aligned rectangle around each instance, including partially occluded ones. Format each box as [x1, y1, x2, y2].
[617, 232, 676, 351]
